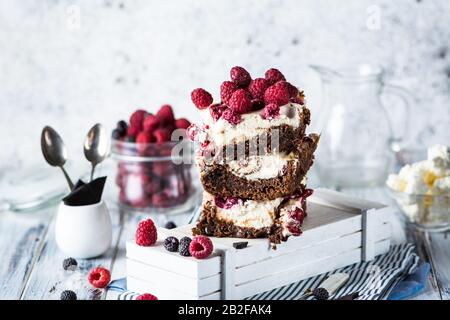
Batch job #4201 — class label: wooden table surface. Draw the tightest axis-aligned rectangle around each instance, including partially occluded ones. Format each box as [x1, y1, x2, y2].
[0, 185, 449, 300]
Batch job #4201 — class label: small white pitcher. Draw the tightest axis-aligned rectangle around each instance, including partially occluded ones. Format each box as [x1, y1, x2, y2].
[55, 200, 112, 259]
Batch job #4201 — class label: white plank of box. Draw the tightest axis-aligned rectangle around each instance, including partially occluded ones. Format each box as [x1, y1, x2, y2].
[127, 276, 221, 300]
[126, 188, 393, 300]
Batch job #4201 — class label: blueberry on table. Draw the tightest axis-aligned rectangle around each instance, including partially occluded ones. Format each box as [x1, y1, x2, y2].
[164, 221, 177, 229]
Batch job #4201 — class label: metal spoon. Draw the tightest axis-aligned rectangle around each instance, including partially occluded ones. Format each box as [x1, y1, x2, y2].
[84, 123, 110, 182]
[41, 126, 74, 190]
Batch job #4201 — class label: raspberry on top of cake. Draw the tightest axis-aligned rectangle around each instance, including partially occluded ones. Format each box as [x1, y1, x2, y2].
[188, 67, 310, 152]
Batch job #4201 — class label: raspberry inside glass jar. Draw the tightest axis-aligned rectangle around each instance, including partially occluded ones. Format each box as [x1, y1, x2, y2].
[111, 139, 199, 213]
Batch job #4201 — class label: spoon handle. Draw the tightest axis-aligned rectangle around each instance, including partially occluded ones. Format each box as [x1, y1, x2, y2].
[90, 164, 96, 182]
[60, 166, 74, 191]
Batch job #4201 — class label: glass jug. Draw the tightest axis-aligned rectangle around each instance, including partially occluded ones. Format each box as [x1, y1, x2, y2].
[310, 64, 412, 188]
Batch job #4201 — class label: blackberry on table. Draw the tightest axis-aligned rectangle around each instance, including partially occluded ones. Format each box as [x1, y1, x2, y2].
[60, 290, 77, 300]
[164, 236, 179, 252]
[179, 236, 192, 256]
[164, 221, 177, 229]
[62, 257, 78, 271]
[312, 287, 329, 300]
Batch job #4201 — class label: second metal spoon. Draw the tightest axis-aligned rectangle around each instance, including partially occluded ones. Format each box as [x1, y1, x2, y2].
[84, 123, 110, 182]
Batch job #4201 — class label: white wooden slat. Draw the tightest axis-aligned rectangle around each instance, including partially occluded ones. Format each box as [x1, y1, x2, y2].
[235, 224, 391, 284]
[362, 210, 374, 261]
[234, 239, 391, 299]
[126, 241, 221, 279]
[236, 216, 363, 267]
[126, 258, 221, 296]
[162, 217, 363, 271]
[0, 209, 52, 299]
[127, 276, 221, 300]
[220, 246, 236, 300]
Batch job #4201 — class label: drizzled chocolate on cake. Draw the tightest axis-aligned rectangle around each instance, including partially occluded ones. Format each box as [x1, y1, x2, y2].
[188, 66, 319, 244]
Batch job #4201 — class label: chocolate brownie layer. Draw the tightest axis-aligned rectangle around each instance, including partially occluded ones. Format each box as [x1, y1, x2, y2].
[199, 133, 319, 200]
[192, 193, 308, 244]
[198, 107, 311, 163]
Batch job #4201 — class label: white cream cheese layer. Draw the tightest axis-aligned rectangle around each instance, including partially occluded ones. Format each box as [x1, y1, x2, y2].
[226, 152, 295, 180]
[205, 193, 282, 229]
[199, 103, 305, 148]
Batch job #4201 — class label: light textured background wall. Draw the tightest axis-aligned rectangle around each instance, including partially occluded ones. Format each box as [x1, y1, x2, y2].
[0, 0, 449, 173]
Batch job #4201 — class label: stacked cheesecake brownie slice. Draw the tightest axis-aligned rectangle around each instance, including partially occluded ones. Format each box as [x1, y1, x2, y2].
[187, 67, 319, 243]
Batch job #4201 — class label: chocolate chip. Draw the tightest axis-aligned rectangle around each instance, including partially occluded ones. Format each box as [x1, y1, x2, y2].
[233, 241, 248, 249]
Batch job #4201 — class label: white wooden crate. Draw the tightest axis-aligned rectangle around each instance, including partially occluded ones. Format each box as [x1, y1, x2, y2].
[126, 189, 393, 300]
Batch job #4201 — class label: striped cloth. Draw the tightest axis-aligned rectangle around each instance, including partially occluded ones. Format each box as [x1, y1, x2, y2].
[116, 243, 419, 300]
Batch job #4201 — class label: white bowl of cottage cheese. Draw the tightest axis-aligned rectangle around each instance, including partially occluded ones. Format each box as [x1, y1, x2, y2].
[386, 145, 450, 231]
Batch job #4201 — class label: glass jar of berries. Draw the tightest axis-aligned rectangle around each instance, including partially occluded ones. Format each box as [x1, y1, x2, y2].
[110, 107, 200, 213]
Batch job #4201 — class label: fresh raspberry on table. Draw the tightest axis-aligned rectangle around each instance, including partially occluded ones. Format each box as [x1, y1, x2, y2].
[143, 114, 160, 133]
[221, 107, 242, 125]
[175, 118, 191, 130]
[220, 81, 238, 104]
[136, 131, 154, 144]
[135, 218, 157, 246]
[157, 104, 175, 126]
[261, 103, 280, 120]
[230, 66, 251, 87]
[229, 89, 252, 114]
[248, 78, 269, 100]
[264, 68, 286, 85]
[191, 88, 213, 109]
[127, 125, 141, 138]
[153, 128, 171, 144]
[88, 267, 111, 288]
[136, 293, 158, 300]
[264, 81, 291, 106]
[209, 104, 228, 121]
[129, 109, 147, 128]
[189, 235, 214, 259]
